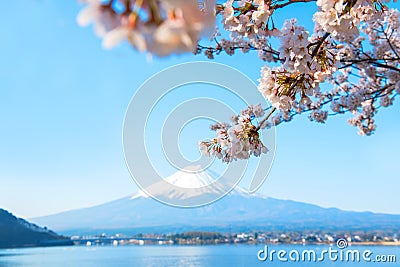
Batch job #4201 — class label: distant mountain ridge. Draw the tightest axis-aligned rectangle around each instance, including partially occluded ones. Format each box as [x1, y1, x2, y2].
[32, 168, 400, 235]
[0, 209, 72, 248]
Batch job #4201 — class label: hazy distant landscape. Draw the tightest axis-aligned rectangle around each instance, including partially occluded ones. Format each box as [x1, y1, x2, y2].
[30, 169, 400, 237]
[1, 169, 400, 250]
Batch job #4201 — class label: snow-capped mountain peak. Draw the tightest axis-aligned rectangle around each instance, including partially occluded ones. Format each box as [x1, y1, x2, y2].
[131, 166, 252, 200]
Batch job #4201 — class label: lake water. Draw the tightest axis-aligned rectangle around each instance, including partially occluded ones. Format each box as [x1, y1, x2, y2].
[0, 245, 399, 266]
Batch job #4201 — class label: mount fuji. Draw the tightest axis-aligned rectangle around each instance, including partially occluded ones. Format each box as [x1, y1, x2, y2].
[32, 167, 400, 235]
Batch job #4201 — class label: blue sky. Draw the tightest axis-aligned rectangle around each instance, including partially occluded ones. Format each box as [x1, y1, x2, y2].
[0, 1, 399, 218]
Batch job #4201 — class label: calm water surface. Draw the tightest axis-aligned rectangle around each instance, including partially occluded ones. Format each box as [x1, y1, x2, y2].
[0, 245, 399, 267]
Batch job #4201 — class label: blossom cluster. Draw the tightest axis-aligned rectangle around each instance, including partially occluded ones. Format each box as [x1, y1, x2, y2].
[257, 19, 338, 119]
[77, 0, 215, 56]
[199, 105, 268, 162]
[193, 0, 282, 62]
[221, 0, 274, 40]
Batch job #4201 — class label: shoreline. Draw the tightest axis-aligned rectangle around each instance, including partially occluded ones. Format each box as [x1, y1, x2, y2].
[2, 242, 400, 250]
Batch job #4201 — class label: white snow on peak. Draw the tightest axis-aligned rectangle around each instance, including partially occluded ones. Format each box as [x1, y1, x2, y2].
[130, 166, 267, 200]
[164, 166, 215, 189]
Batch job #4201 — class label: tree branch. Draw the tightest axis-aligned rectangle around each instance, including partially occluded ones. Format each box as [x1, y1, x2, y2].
[272, 0, 317, 9]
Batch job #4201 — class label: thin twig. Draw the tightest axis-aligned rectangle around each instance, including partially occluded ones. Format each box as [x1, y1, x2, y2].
[256, 107, 277, 131]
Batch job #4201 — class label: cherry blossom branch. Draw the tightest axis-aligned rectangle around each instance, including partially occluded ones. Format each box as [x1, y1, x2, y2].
[195, 41, 282, 62]
[75, 0, 400, 161]
[272, 0, 317, 9]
